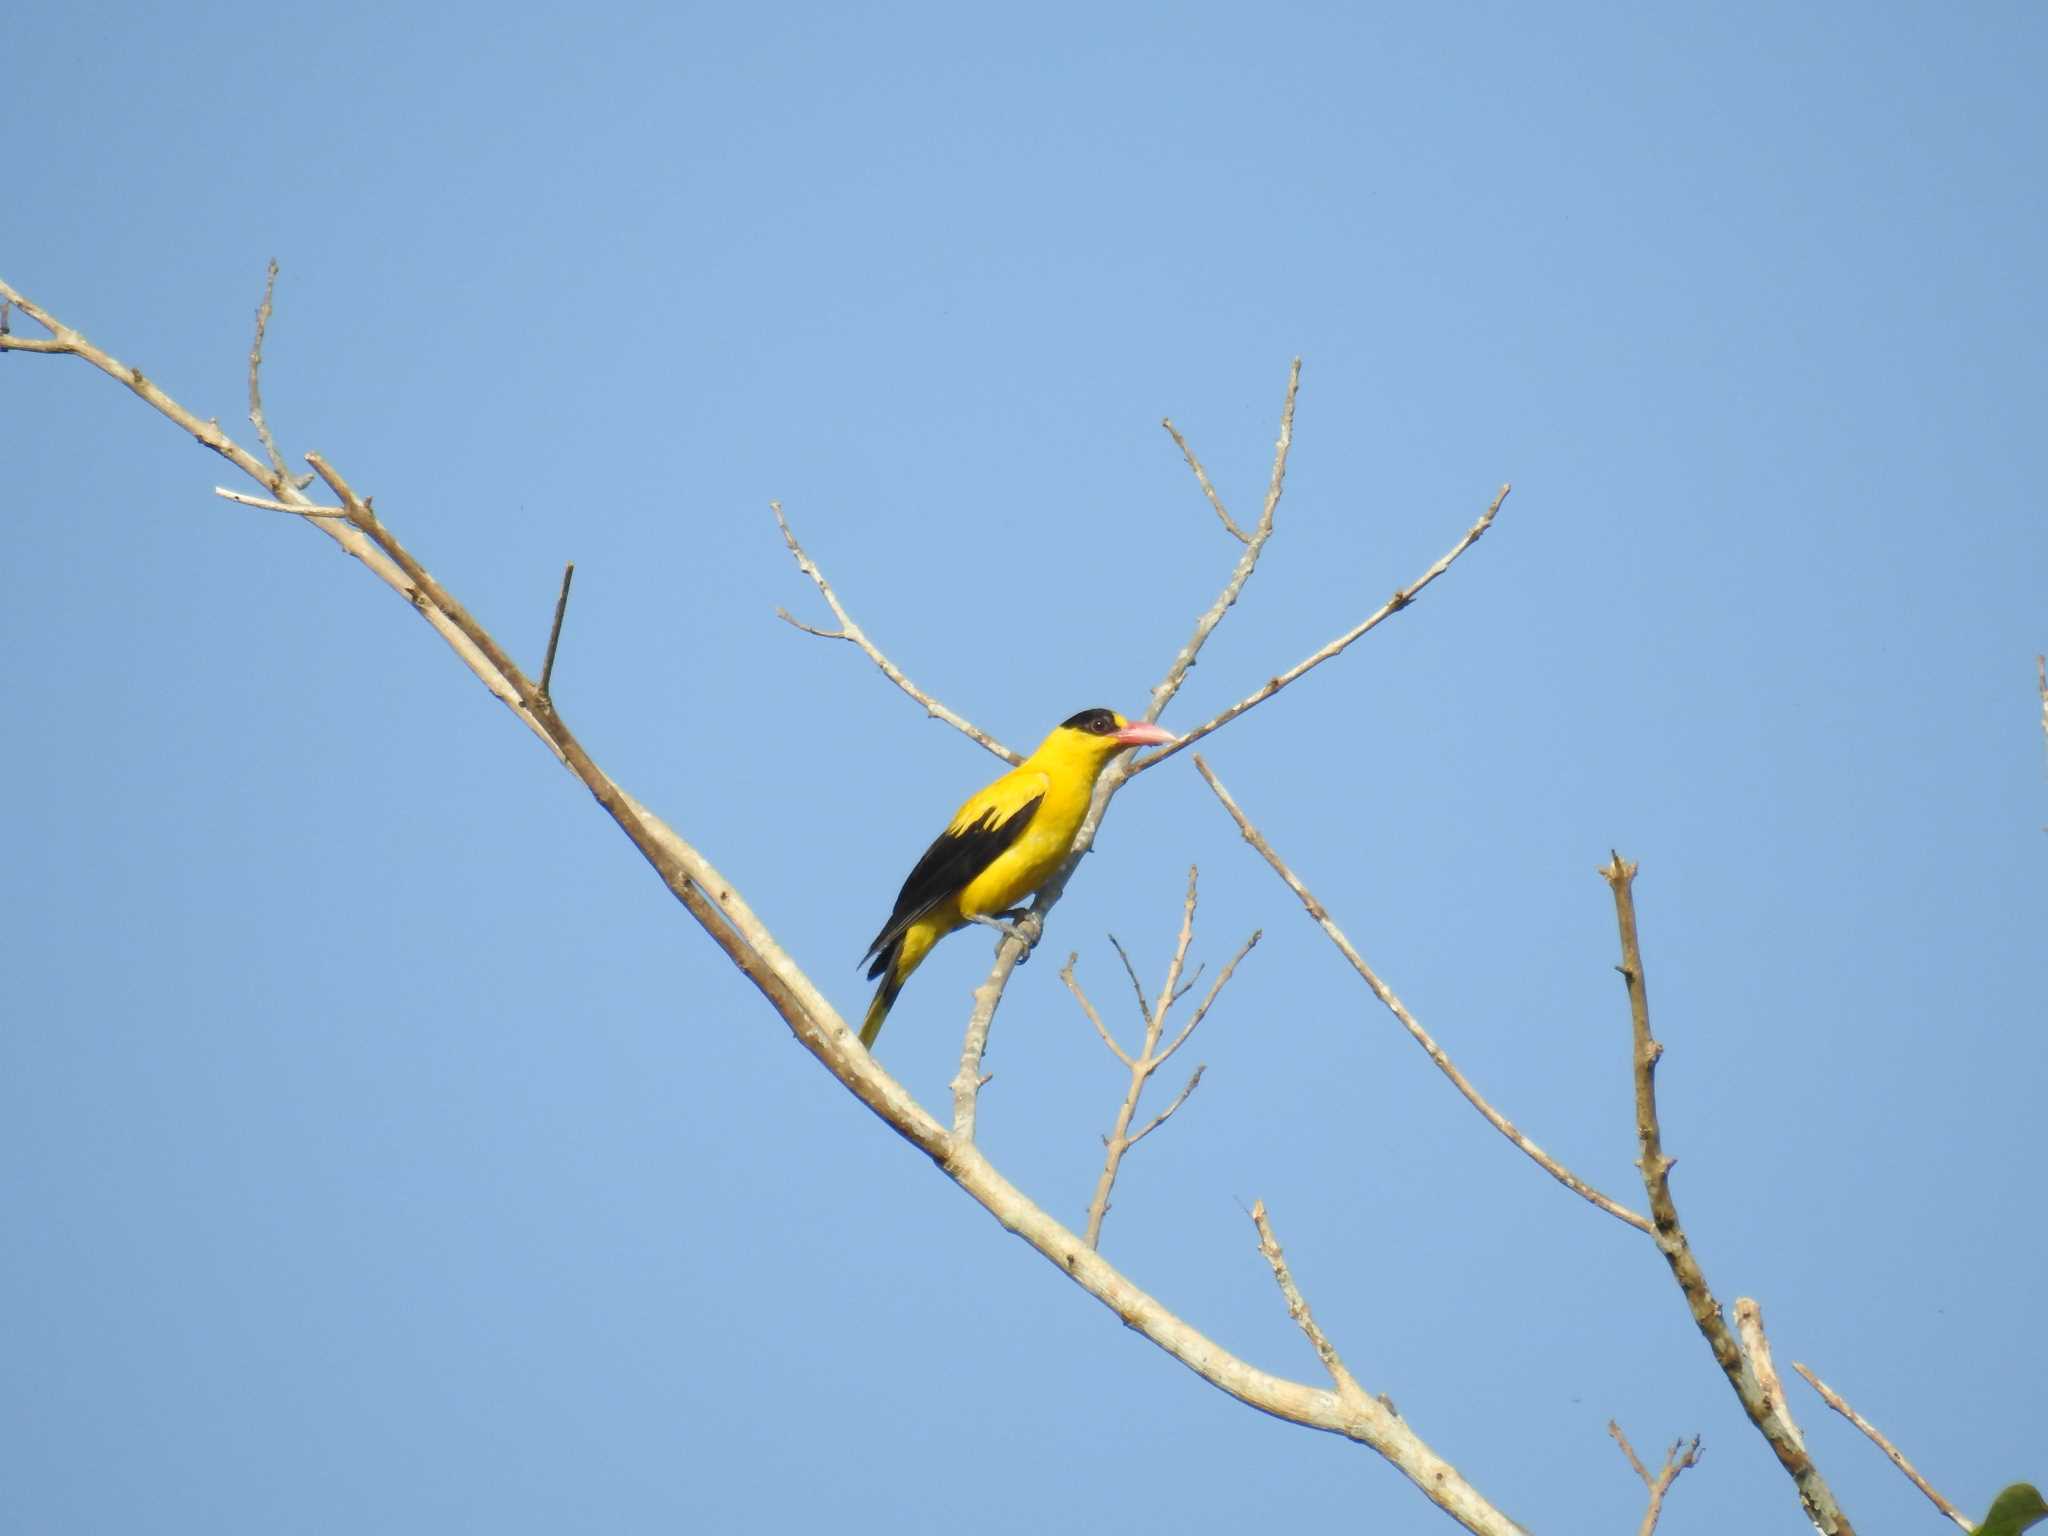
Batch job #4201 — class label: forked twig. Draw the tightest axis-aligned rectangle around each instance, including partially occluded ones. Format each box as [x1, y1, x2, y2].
[1197, 755, 1651, 1232]
[1790, 1363, 1971, 1530]
[771, 502, 1018, 763]
[1074, 868, 1255, 1248]
[1162, 415, 1251, 542]
[1135, 481, 1509, 773]
[1142, 359, 1299, 724]
[1609, 1422, 1703, 1536]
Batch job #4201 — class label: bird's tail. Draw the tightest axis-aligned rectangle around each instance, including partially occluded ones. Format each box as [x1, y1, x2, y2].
[859, 968, 903, 1049]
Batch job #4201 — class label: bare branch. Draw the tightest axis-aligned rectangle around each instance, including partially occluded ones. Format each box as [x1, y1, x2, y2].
[539, 562, 575, 703]
[1083, 870, 1200, 1247]
[1198, 755, 1651, 1232]
[1162, 415, 1250, 542]
[1791, 1363, 1972, 1530]
[1152, 867, 1201, 1027]
[952, 907, 1039, 1140]
[13, 287, 1531, 1535]
[1159, 929, 1258, 1063]
[1251, 1199, 1361, 1399]
[213, 487, 349, 518]
[770, 501, 1019, 763]
[1127, 1064, 1203, 1146]
[2037, 656, 2048, 827]
[1080, 872, 1253, 1248]
[1610, 1421, 1651, 1485]
[1107, 932, 1151, 1021]
[1609, 1422, 1703, 1536]
[247, 259, 288, 480]
[1142, 359, 1299, 726]
[1063, 953, 1134, 1068]
[774, 608, 841, 640]
[1734, 1298, 1804, 1451]
[1603, 855, 1855, 1536]
[1135, 481, 1509, 773]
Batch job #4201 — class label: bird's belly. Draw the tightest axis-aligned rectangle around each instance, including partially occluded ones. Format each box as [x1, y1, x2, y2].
[956, 816, 1078, 918]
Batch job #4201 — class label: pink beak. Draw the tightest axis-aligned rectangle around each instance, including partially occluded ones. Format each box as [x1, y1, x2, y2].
[1113, 721, 1177, 748]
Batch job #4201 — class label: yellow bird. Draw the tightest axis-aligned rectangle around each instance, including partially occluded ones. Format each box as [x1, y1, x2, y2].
[859, 708, 1176, 1047]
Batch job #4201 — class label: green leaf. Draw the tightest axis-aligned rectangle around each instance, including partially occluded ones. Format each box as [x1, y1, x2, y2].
[1976, 1484, 2048, 1536]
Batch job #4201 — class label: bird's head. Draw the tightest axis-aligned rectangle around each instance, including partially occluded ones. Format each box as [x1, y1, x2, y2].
[1050, 707, 1177, 765]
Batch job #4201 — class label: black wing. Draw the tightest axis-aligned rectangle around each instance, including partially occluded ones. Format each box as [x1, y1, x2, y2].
[862, 795, 1043, 978]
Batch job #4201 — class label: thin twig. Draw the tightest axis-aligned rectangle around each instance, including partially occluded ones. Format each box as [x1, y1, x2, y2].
[1063, 954, 1133, 1068]
[1791, 1363, 1972, 1530]
[1107, 933, 1152, 1021]
[1079, 872, 1253, 1248]
[1609, 1422, 1703, 1536]
[2037, 655, 2046, 772]
[1604, 855, 1854, 1536]
[1197, 755, 1651, 1232]
[1159, 932, 1257, 1063]
[1162, 415, 1250, 542]
[1134, 481, 1508, 773]
[1251, 1200, 1361, 1398]
[1127, 1065, 1204, 1146]
[539, 562, 575, 703]
[1142, 359, 1299, 725]
[1611, 1422, 1651, 1485]
[213, 487, 349, 518]
[1083, 869, 1200, 1248]
[247, 259, 288, 481]
[770, 501, 1018, 763]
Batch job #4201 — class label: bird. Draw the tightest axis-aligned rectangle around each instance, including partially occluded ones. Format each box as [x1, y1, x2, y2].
[857, 707, 1176, 1048]
[1977, 1485, 2048, 1536]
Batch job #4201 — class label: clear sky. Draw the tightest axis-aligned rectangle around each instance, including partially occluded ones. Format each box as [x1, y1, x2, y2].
[5, 3, 2043, 1533]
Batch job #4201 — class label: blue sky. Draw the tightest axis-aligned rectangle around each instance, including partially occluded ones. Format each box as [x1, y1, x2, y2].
[5, 3, 2043, 1532]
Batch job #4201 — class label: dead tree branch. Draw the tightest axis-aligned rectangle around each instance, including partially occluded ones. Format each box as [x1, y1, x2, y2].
[1602, 854, 1854, 1536]
[1608, 1421, 1702, 1536]
[772, 501, 1020, 763]
[3, 276, 1529, 1536]
[1197, 755, 1650, 1232]
[1791, 1363, 1972, 1530]
[1252, 1199, 1365, 1401]
[1162, 413, 1251, 543]
[1131, 480, 1509, 775]
[1070, 867, 1255, 1248]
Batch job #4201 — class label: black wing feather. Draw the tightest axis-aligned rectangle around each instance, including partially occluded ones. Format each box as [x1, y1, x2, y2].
[862, 795, 1043, 977]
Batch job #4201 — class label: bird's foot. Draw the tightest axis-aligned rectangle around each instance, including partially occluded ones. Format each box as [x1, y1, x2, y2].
[967, 909, 1041, 963]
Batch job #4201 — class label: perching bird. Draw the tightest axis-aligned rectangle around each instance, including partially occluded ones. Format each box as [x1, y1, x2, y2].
[858, 708, 1175, 1047]
[1977, 1485, 2048, 1536]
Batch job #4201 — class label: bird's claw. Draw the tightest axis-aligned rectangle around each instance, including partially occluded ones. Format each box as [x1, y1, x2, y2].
[967, 909, 1040, 962]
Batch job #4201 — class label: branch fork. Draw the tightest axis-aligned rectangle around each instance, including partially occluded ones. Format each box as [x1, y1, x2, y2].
[1064, 867, 1256, 1248]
